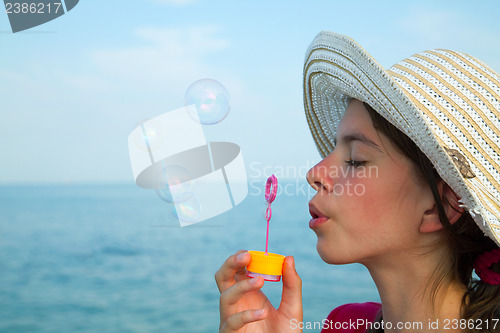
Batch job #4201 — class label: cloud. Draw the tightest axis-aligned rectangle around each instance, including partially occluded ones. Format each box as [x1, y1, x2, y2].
[0, 24, 237, 183]
[88, 25, 230, 97]
[0, 25, 232, 103]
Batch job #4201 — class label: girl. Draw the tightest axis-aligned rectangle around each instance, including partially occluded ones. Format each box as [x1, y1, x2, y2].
[215, 31, 500, 332]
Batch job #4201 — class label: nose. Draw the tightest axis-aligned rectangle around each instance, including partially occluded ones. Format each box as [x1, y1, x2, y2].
[306, 157, 335, 193]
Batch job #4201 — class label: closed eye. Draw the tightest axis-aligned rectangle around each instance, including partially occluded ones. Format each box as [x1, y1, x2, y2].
[345, 159, 366, 167]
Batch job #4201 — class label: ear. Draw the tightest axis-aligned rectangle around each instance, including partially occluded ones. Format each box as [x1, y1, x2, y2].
[420, 181, 464, 234]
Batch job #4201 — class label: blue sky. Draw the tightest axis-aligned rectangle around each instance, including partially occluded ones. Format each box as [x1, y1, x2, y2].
[1, 0, 499, 184]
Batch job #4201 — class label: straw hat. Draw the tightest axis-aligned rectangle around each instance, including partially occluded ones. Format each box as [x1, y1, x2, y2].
[303, 31, 500, 246]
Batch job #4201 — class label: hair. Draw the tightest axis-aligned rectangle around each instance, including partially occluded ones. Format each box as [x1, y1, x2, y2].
[362, 102, 500, 333]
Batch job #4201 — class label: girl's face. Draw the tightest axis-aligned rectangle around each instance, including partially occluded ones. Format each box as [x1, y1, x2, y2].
[307, 100, 434, 266]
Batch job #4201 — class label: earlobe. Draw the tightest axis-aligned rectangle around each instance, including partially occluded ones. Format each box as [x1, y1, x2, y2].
[419, 182, 465, 234]
[420, 204, 444, 233]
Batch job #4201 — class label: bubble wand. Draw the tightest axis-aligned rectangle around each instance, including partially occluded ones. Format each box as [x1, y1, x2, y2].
[264, 174, 277, 254]
[246, 175, 285, 282]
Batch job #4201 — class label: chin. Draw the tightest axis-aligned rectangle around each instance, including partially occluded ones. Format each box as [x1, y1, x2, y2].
[316, 239, 343, 265]
[316, 239, 352, 265]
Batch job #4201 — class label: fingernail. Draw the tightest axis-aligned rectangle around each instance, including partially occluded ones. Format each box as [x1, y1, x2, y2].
[285, 256, 293, 270]
[236, 252, 248, 261]
[250, 277, 259, 284]
[254, 309, 265, 318]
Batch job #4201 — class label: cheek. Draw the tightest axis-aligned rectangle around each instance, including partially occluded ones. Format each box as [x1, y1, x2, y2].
[338, 169, 412, 229]
[345, 176, 389, 223]
[356, 169, 425, 232]
[330, 167, 387, 214]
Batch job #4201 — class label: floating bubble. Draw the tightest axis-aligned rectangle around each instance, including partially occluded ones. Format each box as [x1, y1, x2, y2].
[184, 78, 230, 125]
[134, 120, 163, 152]
[155, 164, 193, 203]
[171, 192, 201, 223]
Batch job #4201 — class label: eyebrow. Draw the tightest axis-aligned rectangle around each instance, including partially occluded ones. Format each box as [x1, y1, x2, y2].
[334, 132, 382, 153]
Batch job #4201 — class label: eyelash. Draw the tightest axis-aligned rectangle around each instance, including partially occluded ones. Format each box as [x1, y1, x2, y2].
[345, 159, 366, 167]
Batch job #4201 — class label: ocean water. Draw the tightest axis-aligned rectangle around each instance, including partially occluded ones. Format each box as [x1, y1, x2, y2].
[0, 181, 379, 333]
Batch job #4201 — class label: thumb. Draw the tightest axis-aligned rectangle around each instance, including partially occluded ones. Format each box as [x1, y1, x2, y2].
[278, 256, 302, 318]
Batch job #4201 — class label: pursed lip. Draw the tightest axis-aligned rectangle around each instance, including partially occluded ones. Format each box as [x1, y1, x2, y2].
[309, 202, 327, 219]
[308, 202, 329, 229]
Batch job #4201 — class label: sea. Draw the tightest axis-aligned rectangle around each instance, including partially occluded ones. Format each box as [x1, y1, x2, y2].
[0, 180, 380, 332]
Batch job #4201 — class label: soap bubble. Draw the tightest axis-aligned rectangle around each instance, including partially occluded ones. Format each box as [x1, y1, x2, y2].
[184, 79, 230, 125]
[155, 164, 193, 203]
[171, 193, 201, 223]
[134, 120, 163, 152]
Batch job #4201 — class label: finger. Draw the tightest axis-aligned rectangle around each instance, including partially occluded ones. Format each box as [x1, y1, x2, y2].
[220, 308, 267, 332]
[215, 250, 251, 293]
[278, 256, 303, 317]
[234, 265, 250, 282]
[231, 250, 252, 282]
[220, 275, 264, 308]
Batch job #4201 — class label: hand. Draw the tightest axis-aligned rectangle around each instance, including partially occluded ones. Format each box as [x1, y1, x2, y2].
[215, 250, 303, 332]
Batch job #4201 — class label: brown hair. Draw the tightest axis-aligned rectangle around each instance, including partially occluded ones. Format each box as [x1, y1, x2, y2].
[363, 102, 500, 333]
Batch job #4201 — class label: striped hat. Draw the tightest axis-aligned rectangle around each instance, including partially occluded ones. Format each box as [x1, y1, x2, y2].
[303, 31, 500, 246]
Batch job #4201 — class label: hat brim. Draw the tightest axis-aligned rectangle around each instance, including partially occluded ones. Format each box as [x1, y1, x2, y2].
[303, 31, 500, 246]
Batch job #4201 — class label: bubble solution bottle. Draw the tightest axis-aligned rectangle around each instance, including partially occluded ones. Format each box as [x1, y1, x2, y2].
[246, 175, 286, 282]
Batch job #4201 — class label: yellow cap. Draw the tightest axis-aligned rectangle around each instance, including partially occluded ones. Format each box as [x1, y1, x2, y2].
[246, 250, 285, 276]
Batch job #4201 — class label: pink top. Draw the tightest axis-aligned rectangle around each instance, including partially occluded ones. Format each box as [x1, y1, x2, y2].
[320, 302, 382, 333]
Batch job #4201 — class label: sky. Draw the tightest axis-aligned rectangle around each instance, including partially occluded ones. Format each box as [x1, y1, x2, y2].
[1, 0, 500, 184]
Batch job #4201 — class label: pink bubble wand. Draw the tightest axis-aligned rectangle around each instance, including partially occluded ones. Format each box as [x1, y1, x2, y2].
[264, 175, 277, 255]
[245, 174, 285, 282]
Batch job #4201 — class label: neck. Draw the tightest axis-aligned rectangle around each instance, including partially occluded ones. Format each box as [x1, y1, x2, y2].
[363, 250, 466, 333]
